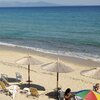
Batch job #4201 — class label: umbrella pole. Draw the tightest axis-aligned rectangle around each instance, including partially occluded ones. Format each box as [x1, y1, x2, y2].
[28, 64, 30, 87]
[57, 72, 59, 100]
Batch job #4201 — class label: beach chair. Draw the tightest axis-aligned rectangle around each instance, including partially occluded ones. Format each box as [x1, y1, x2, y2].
[15, 72, 22, 81]
[1, 76, 10, 86]
[0, 81, 9, 95]
[58, 89, 64, 100]
[27, 87, 39, 97]
[1, 77, 22, 86]
[0, 81, 19, 99]
[0, 81, 7, 91]
[1, 74, 8, 79]
[30, 87, 39, 97]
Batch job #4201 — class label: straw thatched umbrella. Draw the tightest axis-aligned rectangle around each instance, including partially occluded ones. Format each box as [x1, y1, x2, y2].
[42, 58, 74, 99]
[16, 56, 43, 87]
[81, 68, 100, 80]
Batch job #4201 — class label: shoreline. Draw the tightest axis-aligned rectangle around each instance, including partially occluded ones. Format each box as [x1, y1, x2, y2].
[0, 44, 100, 100]
[0, 45, 100, 68]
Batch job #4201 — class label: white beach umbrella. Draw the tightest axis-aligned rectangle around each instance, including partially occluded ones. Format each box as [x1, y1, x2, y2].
[42, 58, 74, 99]
[16, 56, 43, 87]
[81, 68, 100, 80]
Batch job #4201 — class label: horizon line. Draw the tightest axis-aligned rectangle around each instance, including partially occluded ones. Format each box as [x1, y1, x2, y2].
[0, 5, 100, 7]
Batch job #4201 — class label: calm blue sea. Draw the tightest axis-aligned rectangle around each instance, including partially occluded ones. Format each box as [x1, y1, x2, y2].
[0, 6, 100, 61]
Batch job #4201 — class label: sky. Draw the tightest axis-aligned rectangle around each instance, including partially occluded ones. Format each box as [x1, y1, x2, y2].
[0, 0, 100, 6]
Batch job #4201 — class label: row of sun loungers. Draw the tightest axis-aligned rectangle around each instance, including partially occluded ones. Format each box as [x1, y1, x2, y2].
[0, 73, 41, 99]
[1, 73, 99, 100]
[0, 80, 39, 99]
[1, 72, 22, 82]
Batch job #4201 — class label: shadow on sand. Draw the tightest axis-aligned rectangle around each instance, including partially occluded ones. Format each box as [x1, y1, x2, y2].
[0, 77, 21, 83]
[45, 90, 57, 99]
[19, 83, 45, 91]
[7, 78, 21, 82]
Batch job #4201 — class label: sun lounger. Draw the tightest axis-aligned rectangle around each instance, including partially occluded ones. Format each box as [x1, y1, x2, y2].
[20, 87, 30, 94]
[26, 87, 39, 97]
[0, 81, 9, 94]
[15, 72, 22, 81]
[1, 74, 8, 79]
[30, 87, 39, 97]
[1, 76, 9, 86]
[1, 74, 22, 86]
[0, 81, 19, 99]
[58, 89, 64, 100]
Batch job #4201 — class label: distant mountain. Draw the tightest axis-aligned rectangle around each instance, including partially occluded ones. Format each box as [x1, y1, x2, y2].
[29, 1, 59, 7]
[0, 1, 60, 7]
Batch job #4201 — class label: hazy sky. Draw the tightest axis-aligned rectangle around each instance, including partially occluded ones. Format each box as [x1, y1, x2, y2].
[0, 0, 100, 5]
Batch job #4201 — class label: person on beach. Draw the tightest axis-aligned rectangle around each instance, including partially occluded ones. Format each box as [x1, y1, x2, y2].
[93, 83, 100, 93]
[64, 88, 75, 100]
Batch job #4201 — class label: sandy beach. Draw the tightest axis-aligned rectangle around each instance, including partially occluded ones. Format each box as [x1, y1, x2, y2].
[0, 45, 100, 100]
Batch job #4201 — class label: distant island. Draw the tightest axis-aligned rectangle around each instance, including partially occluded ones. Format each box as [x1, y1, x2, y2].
[0, 1, 60, 7]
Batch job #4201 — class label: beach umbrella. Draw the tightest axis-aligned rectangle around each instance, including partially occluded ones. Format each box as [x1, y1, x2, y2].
[42, 58, 74, 99]
[81, 68, 100, 80]
[16, 56, 43, 87]
[75, 90, 100, 100]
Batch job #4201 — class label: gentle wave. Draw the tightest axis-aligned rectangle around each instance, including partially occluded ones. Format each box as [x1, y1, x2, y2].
[0, 7, 100, 63]
[0, 42, 100, 62]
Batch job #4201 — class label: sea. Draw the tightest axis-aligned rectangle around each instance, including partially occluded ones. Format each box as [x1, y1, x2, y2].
[0, 6, 100, 61]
